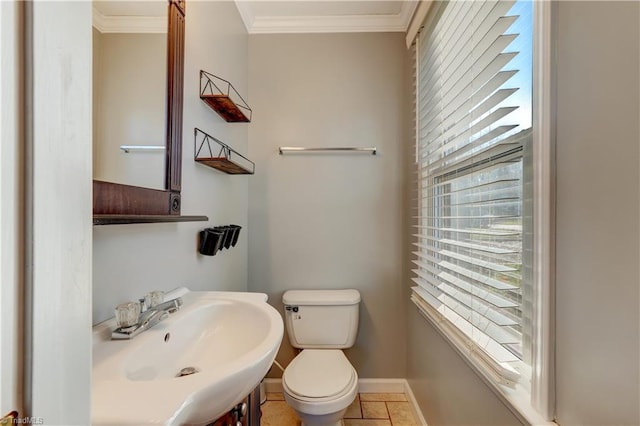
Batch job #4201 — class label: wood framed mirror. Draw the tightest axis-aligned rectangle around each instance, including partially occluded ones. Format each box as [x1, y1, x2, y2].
[93, 0, 206, 225]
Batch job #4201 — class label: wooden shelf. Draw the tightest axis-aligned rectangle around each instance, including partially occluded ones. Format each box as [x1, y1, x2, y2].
[194, 128, 255, 175]
[94, 214, 208, 225]
[200, 71, 252, 122]
[200, 95, 250, 123]
[195, 157, 253, 174]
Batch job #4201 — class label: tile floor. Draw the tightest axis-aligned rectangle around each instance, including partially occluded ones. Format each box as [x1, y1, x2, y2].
[261, 392, 420, 426]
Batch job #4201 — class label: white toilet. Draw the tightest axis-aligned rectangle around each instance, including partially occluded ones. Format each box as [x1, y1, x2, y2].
[281, 289, 361, 426]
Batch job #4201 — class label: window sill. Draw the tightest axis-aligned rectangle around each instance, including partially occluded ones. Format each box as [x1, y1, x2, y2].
[411, 296, 556, 426]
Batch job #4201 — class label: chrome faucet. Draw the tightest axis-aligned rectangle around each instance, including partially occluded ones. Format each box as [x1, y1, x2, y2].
[111, 297, 183, 340]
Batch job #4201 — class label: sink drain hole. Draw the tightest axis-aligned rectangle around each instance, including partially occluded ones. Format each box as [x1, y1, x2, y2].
[164, 333, 170, 342]
[177, 366, 199, 377]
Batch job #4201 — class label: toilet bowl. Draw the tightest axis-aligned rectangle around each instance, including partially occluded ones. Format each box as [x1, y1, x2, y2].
[282, 349, 358, 426]
[281, 289, 361, 426]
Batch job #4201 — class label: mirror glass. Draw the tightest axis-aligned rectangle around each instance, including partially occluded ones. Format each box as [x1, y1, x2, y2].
[92, 1, 168, 190]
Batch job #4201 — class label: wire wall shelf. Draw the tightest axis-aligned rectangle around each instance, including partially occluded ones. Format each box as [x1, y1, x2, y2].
[194, 128, 255, 175]
[200, 70, 252, 122]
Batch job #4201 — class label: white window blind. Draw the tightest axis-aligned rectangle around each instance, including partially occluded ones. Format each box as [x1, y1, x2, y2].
[412, 0, 533, 382]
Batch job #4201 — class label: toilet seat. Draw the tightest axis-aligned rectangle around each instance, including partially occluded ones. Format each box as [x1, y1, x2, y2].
[283, 349, 356, 402]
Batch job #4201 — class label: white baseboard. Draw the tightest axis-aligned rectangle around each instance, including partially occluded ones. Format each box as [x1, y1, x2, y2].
[357, 378, 406, 393]
[404, 379, 429, 426]
[263, 377, 427, 425]
[263, 378, 283, 393]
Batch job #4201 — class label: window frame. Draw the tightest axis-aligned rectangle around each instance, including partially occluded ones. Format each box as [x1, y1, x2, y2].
[410, 1, 556, 423]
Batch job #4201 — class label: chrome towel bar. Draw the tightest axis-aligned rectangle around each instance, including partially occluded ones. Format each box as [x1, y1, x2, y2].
[120, 145, 165, 153]
[278, 147, 377, 155]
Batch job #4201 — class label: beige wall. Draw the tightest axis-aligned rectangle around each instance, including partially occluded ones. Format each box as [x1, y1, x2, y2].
[92, 30, 166, 190]
[408, 309, 522, 425]
[406, 2, 640, 425]
[555, 2, 639, 424]
[247, 33, 408, 379]
[92, 1, 250, 324]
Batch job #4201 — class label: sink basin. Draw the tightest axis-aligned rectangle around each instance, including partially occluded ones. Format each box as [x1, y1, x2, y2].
[92, 288, 284, 425]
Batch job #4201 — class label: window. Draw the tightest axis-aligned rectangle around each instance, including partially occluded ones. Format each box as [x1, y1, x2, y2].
[411, 0, 541, 394]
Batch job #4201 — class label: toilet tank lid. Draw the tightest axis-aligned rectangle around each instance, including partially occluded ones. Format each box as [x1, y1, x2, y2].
[283, 289, 361, 306]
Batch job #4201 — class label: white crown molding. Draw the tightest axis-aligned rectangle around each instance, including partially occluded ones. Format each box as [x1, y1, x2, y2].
[234, 1, 256, 34]
[92, 7, 167, 34]
[235, 1, 419, 34]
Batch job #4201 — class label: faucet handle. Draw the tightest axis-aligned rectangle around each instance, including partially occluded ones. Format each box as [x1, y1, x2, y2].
[144, 291, 165, 311]
[115, 302, 140, 328]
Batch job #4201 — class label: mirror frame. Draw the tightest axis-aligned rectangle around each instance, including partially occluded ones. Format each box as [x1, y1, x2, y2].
[93, 0, 197, 223]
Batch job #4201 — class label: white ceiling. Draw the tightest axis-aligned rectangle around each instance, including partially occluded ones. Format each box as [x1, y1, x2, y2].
[247, 1, 404, 17]
[236, 0, 418, 34]
[92, 0, 417, 34]
[93, 1, 167, 17]
[93, 1, 167, 33]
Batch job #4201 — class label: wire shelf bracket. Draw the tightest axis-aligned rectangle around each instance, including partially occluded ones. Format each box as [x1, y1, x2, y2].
[199, 70, 252, 122]
[194, 128, 255, 175]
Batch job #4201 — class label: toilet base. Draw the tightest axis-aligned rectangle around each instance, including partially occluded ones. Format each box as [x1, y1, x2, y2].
[282, 349, 359, 426]
[301, 421, 343, 426]
[296, 407, 347, 426]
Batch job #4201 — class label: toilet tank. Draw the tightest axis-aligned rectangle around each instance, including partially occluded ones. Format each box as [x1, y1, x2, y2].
[282, 289, 360, 349]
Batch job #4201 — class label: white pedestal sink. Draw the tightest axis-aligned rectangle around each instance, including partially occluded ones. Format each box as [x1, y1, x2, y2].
[92, 288, 284, 425]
